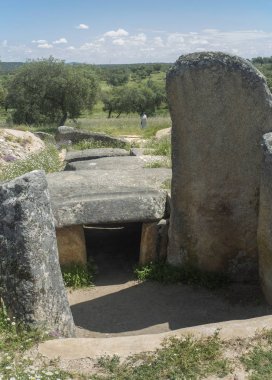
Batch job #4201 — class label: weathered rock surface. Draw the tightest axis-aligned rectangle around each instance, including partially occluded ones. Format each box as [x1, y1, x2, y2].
[65, 148, 129, 164]
[55, 126, 127, 148]
[0, 128, 45, 165]
[139, 219, 169, 265]
[258, 133, 272, 304]
[47, 169, 171, 227]
[0, 170, 75, 336]
[166, 52, 272, 279]
[65, 155, 168, 171]
[155, 127, 171, 140]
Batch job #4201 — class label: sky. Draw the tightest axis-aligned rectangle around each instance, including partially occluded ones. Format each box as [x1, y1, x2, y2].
[1, 0, 272, 64]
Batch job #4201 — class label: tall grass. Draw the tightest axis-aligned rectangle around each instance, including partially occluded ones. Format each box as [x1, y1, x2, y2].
[66, 115, 171, 137]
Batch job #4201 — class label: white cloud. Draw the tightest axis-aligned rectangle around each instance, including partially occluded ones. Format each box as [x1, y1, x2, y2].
[154, 37, 164, 47]
[32, 39, 47, 44]
[53, 38, 68, 44]
[37, 43, 53, 49]
[76, 23, 89, 30]
[104, 28, 129, 37]
[112, 38, 125, 46]
[66, 46, 75, 50]
[2, 40, 7, 47]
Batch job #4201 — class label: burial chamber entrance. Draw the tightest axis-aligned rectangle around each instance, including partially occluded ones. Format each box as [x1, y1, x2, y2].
[83, 222, 142, 284]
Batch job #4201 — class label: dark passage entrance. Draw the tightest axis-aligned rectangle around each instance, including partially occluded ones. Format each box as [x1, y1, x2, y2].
[83, 222, 142, 285]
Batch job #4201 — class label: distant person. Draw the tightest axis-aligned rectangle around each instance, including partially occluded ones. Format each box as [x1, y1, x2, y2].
[140, 113, 147, 128]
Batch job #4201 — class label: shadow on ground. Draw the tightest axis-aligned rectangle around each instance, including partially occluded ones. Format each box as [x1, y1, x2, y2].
[69, 223, 272, 337]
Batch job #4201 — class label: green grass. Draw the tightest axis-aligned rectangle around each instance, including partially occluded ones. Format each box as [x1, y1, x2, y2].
[61, 262, 96, 288]
[91, 332, 230, 380]
[0, 306, 72, 379]
[66, 115, 171, 138]
[134, 261, 230, 290]
[143, 136, 171, 156]
[70, 138, 130, 151]
[0, 144, 63, 181]
[144, 158, 171, 168]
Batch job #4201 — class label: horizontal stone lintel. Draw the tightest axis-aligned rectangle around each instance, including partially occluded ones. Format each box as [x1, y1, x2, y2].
[50, 191, 167, 227]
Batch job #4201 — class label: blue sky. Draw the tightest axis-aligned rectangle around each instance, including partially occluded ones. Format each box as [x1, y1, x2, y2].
[1, 0, 272, 63]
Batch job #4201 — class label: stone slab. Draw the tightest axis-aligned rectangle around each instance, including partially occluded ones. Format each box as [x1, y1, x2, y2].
[56, 225, 87, 266]
[65, 155, 168, 171]
[47, 169, 171, 227]
[65, 148, 130, 163]
[39, 315, 272, 360]
[56, 126, 127, 148]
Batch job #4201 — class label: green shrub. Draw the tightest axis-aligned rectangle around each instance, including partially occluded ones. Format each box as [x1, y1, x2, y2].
[134, 261, 230, 290]
[0, 144, 62, 181]
[61, 262, 96, 288]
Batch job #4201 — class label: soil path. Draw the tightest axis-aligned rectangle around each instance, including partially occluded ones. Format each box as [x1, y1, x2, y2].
[68, 224, 272, 338]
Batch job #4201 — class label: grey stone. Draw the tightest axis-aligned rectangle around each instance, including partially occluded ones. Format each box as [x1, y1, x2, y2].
[131, 148, 146, 156]
[65, 148, 129, 164]
[0, 170, 75, 337]
[55, 126, 127, 148]
[65, 155, 168, 171]
[258, 133, 272, 304]
[166, 52, 272, 278]
[139, 219, 169, 265]
[47, 169, 171, 227]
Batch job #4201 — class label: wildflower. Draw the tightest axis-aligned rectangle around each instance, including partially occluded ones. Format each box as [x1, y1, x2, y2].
[11, 322, 16, 326]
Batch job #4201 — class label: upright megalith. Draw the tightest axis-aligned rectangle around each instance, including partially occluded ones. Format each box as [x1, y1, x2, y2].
[258, 133, 272, 303]
[0, 170, 75, 337]
[166, 52, 272, 279]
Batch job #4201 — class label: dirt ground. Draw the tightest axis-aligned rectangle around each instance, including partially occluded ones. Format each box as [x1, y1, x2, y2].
[68, 223, 272, 339]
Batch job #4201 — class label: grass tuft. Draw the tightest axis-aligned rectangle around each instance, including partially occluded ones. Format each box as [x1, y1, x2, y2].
[61, 262, 96, 288]
[134, 260, 230, 290]
[94, 332, 230, 380]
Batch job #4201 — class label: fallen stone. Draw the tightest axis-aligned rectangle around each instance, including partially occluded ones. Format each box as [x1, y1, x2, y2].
[65, 148, 129, 163]
[55, 126, 127, 148]
[65, 155, 168, 171]
[166, 51, 272, 279]
[47, 169, 171, 227]
[0, 170, 75, 337]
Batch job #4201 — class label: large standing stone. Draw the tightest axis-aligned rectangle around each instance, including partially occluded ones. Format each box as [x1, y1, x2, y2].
[258, 133, 272, 303]
[0, 170, 75, 337]
[166, 52, 272, 278]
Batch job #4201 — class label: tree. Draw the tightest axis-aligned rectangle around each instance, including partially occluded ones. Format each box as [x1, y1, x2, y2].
[0, 83, 6, 107]
[5, 57, 99, 125]
[105, 68, 130, 86]
[102, 81, 165, 118]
